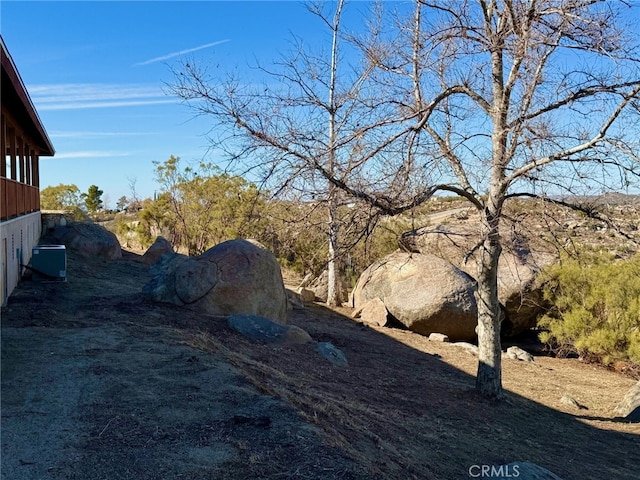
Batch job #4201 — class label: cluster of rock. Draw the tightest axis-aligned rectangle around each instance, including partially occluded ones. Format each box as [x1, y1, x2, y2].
[352, 252, 479, 341]
[49, 224, 638, 423]
[66, 197, 632, 350]
[140, 237, 348, 366]
[350, 212, 556, 341]
[130, 212, 552, 344]
[41, 216, 574, 345]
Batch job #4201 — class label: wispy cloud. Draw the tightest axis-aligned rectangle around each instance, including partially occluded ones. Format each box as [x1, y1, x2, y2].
[135, 39, 230, 66]
[28, 83, 173, 111]
[40, 99, 176, 111]
[49, 131, 158, 139]
[51, 150, 132, 160]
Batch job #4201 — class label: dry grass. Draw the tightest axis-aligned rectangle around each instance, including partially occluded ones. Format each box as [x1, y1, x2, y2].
[3, 249, 638, 479]
[178, 298, 639, 479]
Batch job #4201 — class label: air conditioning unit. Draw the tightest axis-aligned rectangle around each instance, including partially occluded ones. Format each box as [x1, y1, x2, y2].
[31, 245, 67, 282]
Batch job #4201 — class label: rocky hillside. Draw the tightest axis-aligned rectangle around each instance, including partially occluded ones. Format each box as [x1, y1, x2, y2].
[433, 194, 639, 257]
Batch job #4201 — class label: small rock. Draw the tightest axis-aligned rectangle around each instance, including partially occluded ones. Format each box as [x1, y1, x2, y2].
[282, 325, 314, 345]
[560, 394, 587, 410]
[453, 342, 478, 355]
[506, 346, 535, 362]
[360, 298, 388, 327]
[227, 314, 312, 345]
[428, 333, 450, 342]
[317, 342, 348, 367]
[286, 288, 305, 309]
[227, 314, 287, 343]
[296, 287, 316, 303]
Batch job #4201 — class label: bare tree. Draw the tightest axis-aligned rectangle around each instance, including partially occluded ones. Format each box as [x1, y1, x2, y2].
[363, 0, 640, 397]
[323, 0, 346, 305]
[170, 0, 421, 305]
[126, 176, 143, 212]
[170, 0, 640, 398]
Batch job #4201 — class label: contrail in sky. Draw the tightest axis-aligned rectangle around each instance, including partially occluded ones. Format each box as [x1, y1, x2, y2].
[29, 83, 174, 110]
[135, 39, 230, 66]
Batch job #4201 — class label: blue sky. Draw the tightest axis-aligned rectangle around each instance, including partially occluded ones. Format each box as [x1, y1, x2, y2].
[2, 0, 365, 207]
[3, 1, 639, 206]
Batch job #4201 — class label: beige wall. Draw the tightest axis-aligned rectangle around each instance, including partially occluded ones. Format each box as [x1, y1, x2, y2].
[0, 211, 41, 306]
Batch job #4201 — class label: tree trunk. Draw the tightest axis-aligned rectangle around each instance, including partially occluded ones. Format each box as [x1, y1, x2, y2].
[326, 195, 342, 307]
[325, 0, 345, 308]
[475, 205, 503, 399]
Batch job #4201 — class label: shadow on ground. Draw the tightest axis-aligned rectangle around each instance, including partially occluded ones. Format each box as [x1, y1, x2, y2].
[2, 249, 638, 480]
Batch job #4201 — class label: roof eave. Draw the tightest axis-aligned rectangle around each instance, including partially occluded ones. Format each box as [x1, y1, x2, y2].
[1, 35, 55, 157]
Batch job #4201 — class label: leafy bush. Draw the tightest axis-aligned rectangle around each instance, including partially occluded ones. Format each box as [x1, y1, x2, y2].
[40, 184, 83, 210]
[538, 253, 640, 365]
[148, 156, 268, 255]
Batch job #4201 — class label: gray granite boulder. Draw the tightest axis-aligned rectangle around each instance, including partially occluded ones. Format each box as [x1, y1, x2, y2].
[352, 252, 478, 341]
[48, 221, 121, 260]
[615, 380, 640, 422]
[400, 219, 554, 337]
[307, 269, 349, 304]
[227, 314, 312, 345]
[143, 239, 288, 323]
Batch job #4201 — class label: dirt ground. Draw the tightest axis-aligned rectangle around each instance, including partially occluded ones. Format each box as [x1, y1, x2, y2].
[1, 248, 638, 480]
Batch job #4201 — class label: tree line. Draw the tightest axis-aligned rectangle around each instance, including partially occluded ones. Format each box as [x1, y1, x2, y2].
[114, 155, 410, 286]
[41, 183, 104, 216]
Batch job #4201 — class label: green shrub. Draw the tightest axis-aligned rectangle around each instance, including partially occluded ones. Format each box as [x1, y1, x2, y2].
[538, 253, 640, 365]
[63, 206, 91, 223]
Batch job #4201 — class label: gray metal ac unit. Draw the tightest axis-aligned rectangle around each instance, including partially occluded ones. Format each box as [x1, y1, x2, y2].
[31, 245, 66, 282]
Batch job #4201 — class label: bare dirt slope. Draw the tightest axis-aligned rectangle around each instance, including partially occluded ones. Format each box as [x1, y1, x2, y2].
[2, 249, 638, 480]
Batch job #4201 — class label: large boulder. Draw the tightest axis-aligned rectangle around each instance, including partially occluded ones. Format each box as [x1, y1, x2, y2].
[352, 252, 478, 341]
[494, 251, 551, 337]
[47, 222, 122, 260]
[400, 217, 554, 337]
[143, 239, 289, 324]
